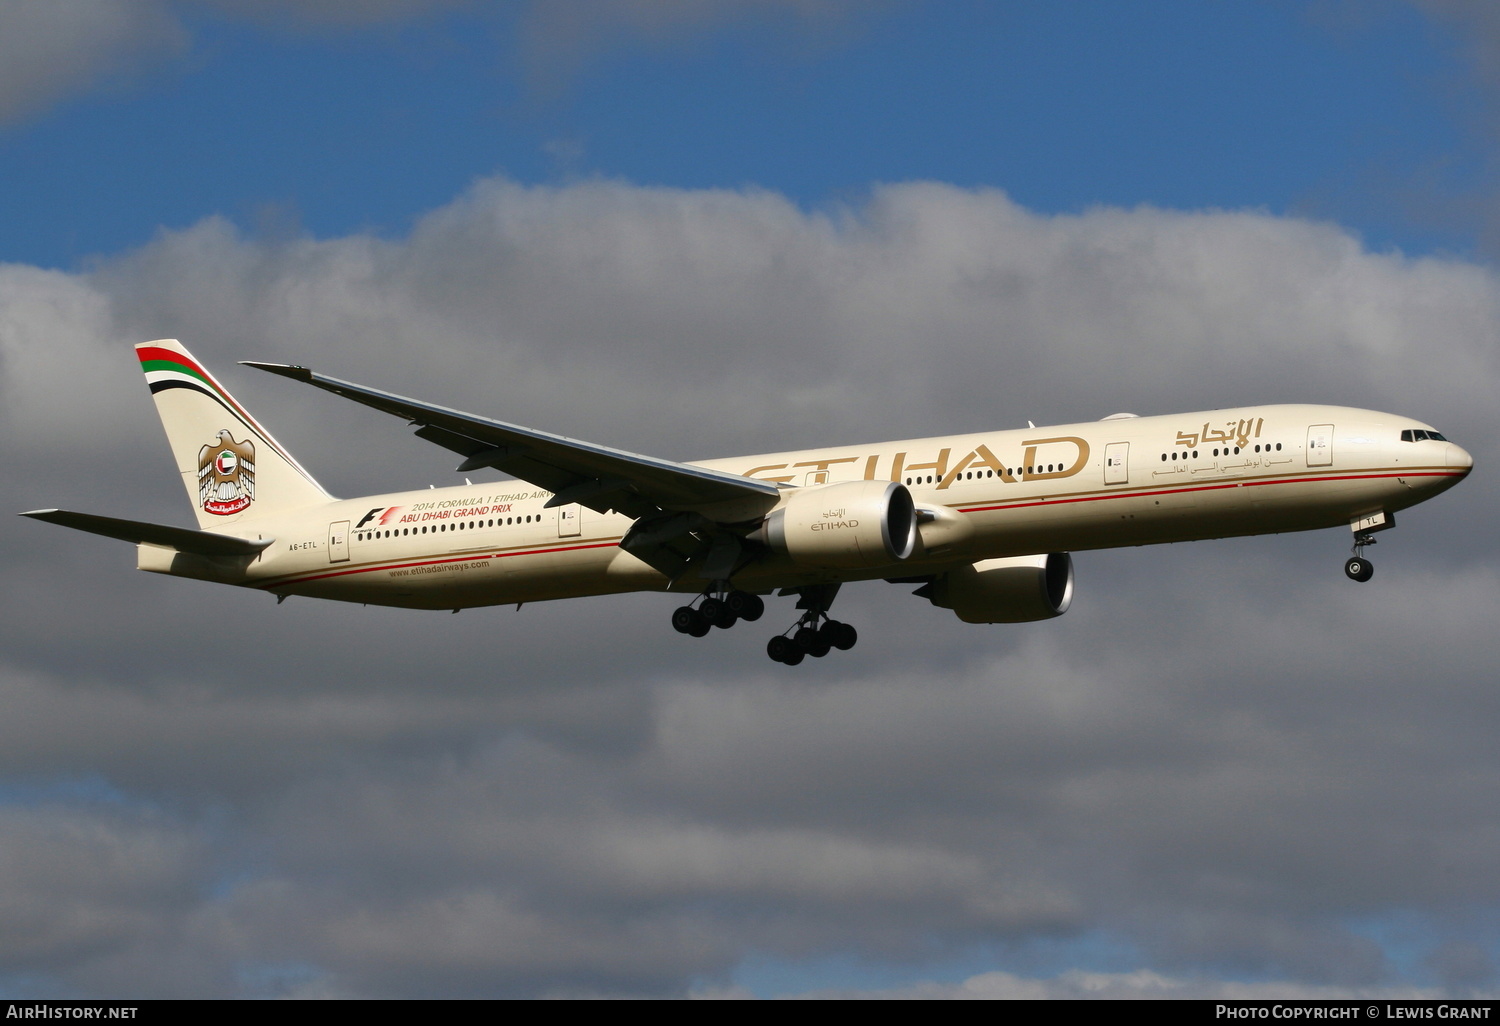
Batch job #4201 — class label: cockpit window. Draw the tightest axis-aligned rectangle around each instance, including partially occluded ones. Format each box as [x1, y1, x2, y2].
[1401, 429, 1448, 442]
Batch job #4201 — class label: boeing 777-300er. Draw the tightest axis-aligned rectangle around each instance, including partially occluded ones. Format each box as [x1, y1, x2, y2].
[22, 340, 1473, 665]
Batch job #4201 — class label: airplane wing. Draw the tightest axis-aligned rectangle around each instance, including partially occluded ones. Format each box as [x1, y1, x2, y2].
[20, 509, 273, 557]
[243, 362, 784, 580]
[242, 362, 780, 520]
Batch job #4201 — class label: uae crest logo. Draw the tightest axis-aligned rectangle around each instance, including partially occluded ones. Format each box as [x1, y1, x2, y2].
[198, 430, 256, 516]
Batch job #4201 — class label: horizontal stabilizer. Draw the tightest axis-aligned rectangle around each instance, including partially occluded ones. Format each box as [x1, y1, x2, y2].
[20, 509, 273, 557]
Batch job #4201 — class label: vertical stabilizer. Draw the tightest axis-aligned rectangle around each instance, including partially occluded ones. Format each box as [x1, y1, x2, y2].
[136, 339, 333, 528]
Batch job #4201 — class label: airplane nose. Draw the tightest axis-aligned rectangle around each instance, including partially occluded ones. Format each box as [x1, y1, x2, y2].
[1446, 442, 1473, 472]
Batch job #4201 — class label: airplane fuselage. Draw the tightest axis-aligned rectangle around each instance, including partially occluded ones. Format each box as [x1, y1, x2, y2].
[148, 403, 1469, 611]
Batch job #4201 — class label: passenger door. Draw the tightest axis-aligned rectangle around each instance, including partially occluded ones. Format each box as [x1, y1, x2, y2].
[1307, 424, 1333, 468]
[327, 520, 350, 562]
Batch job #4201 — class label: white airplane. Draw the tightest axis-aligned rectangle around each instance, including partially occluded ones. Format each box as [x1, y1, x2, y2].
[23, 339, 1473, 664]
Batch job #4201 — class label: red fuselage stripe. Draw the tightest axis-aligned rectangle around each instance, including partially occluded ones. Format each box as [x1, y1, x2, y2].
[259, 540, 622, 589]
[953, 469, 1463, 515]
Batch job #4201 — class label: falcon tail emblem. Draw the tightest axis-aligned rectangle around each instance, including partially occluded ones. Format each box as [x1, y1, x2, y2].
[197, 430, 256, 516]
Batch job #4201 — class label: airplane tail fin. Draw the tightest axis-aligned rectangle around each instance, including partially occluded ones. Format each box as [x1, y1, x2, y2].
[136, 339, 333, 528]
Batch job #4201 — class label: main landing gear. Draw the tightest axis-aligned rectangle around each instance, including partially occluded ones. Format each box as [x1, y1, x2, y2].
[1344, 534, 1376, 582]
[669, 582, 860, 665]
[764, 583, 857, 666]
[670, 586, 765, 637]
[765, 616, 857, 666]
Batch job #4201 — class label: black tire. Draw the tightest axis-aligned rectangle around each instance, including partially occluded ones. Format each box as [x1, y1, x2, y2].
[793, 626, 820, 651]
[727, 591, 764, 622]
[782, 648, 805, 666]
[831, 622, 857, 651]
[671, 606, 700, 634]
[806, 638, 832, 658]
[699, 597, 725, 622]
[688, 618, 711, 638]
[1345, 557, 1374, 582]
[767, 636, 795, 663]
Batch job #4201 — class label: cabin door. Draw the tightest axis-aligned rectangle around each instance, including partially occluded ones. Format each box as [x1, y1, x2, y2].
[1306, 424, 1334, 467]
[1104, 442, 1129, 485]
[328, 520, 350, 562]
[557, 503, 581, 538]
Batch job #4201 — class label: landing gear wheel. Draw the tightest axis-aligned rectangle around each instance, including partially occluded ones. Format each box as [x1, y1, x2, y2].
[783, 624, 824, 658]
[767, 636, 803, 665]
[671, 606, 705, 634]
[727, 591, 764, 622]
[700, 597, 737, 629]
[823, 620, 857, 651]
[1344, 556, 1374, 582]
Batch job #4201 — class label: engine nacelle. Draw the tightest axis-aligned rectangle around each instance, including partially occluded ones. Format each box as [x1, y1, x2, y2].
[923, 553, 1074, 623]
[755, 480, 917, 569]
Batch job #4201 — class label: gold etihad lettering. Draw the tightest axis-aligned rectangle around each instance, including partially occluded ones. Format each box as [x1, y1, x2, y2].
[939, 444, 1015, 488]
[1018, 436, 1090, 482]
[745, 463, 797, 484]
[1175, 417, 1264, 449]
[744, 436, 1090, 491]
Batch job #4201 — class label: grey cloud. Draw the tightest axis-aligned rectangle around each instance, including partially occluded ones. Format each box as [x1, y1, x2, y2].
[0, 0, 186, 127]
[0, 805, 211, 982]
[0, 1, 877, 130]
[803, 967, 1460, 999]
[1414, 1, 1500, 86]
[0, 0, 463, 130]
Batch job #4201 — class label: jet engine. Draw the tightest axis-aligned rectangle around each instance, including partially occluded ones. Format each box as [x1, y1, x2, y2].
[753, 480, 917, 569]
[919, 552, 1074, 623]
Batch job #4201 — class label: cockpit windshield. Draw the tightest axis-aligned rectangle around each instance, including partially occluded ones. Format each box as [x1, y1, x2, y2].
[1400, 429, 1448, 442]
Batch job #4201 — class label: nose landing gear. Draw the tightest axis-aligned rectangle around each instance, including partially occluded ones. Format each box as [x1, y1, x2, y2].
[1344, 535, 1376, 582]
[1343, 512, 1395, 583]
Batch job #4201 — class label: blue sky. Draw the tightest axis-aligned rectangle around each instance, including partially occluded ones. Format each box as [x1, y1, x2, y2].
[3, 0, 1499, 1000]
[1, 1, 1485, 270]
